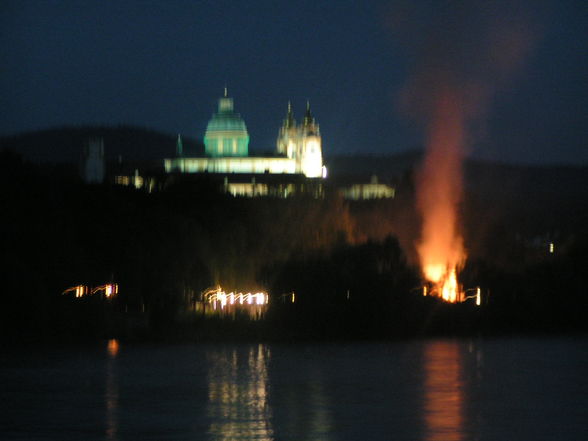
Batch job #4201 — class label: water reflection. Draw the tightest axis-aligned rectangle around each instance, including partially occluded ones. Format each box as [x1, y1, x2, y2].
[105, 339, 119, 441]
[423, 341, 464, 441]
[107, 338, 119, 358]
[206, 344, 273, 440]
[270, 363, 333, 440]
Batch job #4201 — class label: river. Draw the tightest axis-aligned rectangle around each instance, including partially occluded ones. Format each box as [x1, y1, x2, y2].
[2, 337, 586, 440]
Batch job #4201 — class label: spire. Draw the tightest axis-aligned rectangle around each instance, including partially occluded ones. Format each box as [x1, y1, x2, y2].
[218, 87, 234, 112]
[283, 101, 295, 128]
[303, 100, 314, 126]
[176, 134, 183, 157]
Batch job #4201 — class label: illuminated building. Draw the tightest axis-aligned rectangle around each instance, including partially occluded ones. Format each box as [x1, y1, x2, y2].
[204, 88, 250, 157]
[195, 286, 269, 320]
[340, 175, 395, 200]
[164, 90, 326, 181]
[114, 169, 157, 193]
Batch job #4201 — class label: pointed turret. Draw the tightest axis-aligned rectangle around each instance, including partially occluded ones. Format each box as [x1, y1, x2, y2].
[276, 101, 298, 157]
[283, 101, 296, 129]
[298, 101, 323, 177]
[302, 101, 320, 136]
[303, 100, 314, 126]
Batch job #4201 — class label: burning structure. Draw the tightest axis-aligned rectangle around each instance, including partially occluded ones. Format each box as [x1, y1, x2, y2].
[391, 2, 537, 303]
[415, 86, 467, 303]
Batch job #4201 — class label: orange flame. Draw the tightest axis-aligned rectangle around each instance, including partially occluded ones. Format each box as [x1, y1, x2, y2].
[417, 87, 466, 303]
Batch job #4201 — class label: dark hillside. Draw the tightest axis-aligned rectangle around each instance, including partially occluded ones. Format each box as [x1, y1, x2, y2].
[0, 125, 204, 164]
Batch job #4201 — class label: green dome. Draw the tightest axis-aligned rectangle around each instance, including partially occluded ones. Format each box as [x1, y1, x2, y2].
[204, 94, 249, 157]
[205, 112, 248, 132]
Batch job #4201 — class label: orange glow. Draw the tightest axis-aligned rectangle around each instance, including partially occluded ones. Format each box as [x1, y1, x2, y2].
[92, 283, 119, 298]
[62, 285, 88, 297]
[75, 285, 86, 298]
[63, 283, 118, 299]
[424, 266, 463, 303]
[416, 87, 466, 303]
[107, 338, 119, 357]
[423, 341, 464, 441]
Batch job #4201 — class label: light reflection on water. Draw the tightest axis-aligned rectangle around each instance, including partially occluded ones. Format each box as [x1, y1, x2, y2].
[105, 339, 119, 441]
[206, 344, 273, 440]
[1, 338, 586, 441]
[423, 341, 465, 441]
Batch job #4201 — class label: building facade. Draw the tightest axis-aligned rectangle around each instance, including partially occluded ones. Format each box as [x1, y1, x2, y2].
[203, 88, 250, 157]
[164, 91, 326, 179]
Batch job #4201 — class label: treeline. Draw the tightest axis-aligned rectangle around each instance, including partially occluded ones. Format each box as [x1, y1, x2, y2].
[0, 150, 355, 340]
[1, 150, 587, 342]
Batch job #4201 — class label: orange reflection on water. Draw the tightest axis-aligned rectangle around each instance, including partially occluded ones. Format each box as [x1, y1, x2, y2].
[107, 339, 119, 358]
[423, 341, 464, 441]
[105, 339, 119, 440]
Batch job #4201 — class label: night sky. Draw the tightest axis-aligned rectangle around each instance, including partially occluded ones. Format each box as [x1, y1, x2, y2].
[1, 0, 587, 165]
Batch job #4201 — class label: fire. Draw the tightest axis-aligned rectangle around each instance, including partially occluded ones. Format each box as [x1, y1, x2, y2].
[424, 265, 462, 303]
[415, 86, 467, 304]
[392, 3, 534, 306]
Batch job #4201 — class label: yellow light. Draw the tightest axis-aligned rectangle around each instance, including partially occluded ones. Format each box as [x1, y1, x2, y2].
[424, 264, 446, 284]
[202, 286, 269, 309]
[475, 287, 481, 306]
[423, 286, 428, 296]
[423, 266, 462, 303]
[291, 293, 295, 303]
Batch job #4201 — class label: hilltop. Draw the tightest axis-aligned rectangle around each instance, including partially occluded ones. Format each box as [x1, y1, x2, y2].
[0, 125, 204, 164]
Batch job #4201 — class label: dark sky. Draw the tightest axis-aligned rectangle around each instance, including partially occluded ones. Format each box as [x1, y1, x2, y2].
[1, 0, 587, 165]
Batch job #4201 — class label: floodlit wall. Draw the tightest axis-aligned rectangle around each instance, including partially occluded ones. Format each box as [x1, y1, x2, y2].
[165, 157, 297, 175]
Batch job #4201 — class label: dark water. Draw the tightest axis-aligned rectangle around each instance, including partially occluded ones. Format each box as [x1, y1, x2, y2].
[1, 337, 587, 440]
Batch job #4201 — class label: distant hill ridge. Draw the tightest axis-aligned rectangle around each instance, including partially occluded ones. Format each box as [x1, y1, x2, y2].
[0, 125, 204, 164]
[2, 126, 587, 198]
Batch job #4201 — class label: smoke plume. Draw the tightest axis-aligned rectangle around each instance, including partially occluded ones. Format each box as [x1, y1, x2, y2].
[388, 0, 539, 295]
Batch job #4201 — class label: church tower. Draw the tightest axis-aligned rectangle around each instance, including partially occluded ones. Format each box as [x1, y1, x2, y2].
[298, 102, 323, 178]
[204, 88, 250, 157]
[276, 101, 298, 159]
